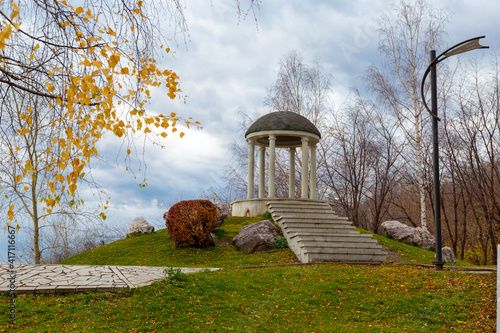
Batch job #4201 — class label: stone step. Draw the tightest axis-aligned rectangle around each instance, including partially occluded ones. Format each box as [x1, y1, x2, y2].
[272, 212, 341, 218]
[266, 199, 386, 264]
[295, 231, 373, 238]
[290, 232, 375, 242]
[304, 246, 386, 255]
[282, 223, 356, 230]
[307, 253, 386, 263]
[300, 240, 380, 248]
[268, 202, 331, 208]
[284, 228, 359, 236]
[273, 213, 348, 220]
[275, 217, 353, 226]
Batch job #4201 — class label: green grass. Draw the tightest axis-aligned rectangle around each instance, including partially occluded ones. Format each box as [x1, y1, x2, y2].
[2, 215, 495, 332]
[357, 229, 474, 267]
[1, 264, 495, 332]
[60, 216, 297, 268]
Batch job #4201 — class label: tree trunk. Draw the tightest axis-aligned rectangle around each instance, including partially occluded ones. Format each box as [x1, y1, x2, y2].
[415, 125, 427, 230]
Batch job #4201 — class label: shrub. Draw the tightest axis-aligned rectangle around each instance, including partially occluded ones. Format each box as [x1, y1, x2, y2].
[163, 199, 218, 248]
[262, 211, 274, 223]
[163, 267, 187, 285]
[273, 236, 288, 249]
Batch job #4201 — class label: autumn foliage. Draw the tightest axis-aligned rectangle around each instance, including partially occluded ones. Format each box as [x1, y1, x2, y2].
[0, 1, 203, 228]
[164, 200, 218, 248]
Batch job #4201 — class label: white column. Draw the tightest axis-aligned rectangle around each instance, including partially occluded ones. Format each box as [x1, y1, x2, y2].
[258, 145, 265, 198]
[268, 135, 276, 198]
[289, 147, 296, 198]
[301, 137, 309, 199]
[310, 144, 317, 200]
[247, 139, 255, 199]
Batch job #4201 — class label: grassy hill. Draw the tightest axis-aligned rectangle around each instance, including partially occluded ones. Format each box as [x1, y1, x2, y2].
[60, 216, 473, 268]
[1, 215, 495, 332]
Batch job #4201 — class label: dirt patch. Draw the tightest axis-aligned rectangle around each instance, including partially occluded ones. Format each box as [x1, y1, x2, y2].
[217, 238, 233, 247]
[382, 246, 407, 264]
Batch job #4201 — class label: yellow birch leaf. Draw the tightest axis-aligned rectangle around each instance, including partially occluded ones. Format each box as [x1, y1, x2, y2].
[49, 181, 55, 193]
[126, 149, 131, 155]
[180, 132, 185, 138]
[0, 25, 12, 49]
[84, 9, 93, 21]
[15, 175, 22, 183]
[69, 184, 77, 195]
[107, 27, 116, 36]
[45, 82, 54, 92]
[7, 205, 14, 221]
[121, 67, 129, 74]
[75, 6, 84, 14]
[23, 186, 29, 191]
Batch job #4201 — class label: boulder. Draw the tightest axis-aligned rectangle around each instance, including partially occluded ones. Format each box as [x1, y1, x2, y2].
[215, 203, 229, 228]
[416, 227, 436, 251]
[128, 217, 155, 235]
[440, 246, 457, 264]
[232, 220, 280, 253]
[381, 221, 421, 247]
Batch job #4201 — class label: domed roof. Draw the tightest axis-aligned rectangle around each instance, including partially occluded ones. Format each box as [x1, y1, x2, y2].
[245, 111, 321, 138]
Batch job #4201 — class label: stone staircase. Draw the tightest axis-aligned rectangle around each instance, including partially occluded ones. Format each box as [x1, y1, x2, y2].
[267, 199, 386, 264]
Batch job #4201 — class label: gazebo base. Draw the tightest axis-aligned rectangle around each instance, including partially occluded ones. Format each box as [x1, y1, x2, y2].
[231, 198, 327, 217]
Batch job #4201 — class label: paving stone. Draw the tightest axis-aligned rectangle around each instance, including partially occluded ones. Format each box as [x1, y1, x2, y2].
[0, 264, 220, 295]
[34, 286, 56, 294]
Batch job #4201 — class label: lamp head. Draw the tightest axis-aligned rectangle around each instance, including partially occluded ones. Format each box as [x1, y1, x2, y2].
[444, 36, 489, 58]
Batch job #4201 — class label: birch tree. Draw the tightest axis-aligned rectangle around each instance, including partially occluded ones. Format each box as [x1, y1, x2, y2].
[366, 0, 448, 230]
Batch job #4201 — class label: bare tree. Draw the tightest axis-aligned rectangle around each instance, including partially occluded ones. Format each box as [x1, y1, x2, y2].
[439, 57, 500, 264]
[361, 98, 403, 232]
[265, 50, 333, 198]
[265, 50, 332, 126]
[224, 51, 334, 202]
[367, 0, 448, 230]
[320, 98, 379, 228]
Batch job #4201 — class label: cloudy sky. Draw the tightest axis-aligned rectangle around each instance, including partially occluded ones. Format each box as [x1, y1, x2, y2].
[59, 0, 500, 228]
[3, 0, 500, 262]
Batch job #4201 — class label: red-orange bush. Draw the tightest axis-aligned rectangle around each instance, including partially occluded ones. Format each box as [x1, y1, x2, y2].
[163, 200, 218, 248]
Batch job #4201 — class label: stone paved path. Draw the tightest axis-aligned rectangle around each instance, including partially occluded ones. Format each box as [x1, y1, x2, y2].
[0, 264, 219, 295]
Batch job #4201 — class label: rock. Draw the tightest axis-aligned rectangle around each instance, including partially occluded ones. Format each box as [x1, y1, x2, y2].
[440, 246, 457, 264]
[128, 217, 155, 235]
[215, 203, 229, 228]
[206, 233, 217, 247]
[381, 221, 421, 247]
[416, 227, 436, 251]
[232, 220, 280, 253]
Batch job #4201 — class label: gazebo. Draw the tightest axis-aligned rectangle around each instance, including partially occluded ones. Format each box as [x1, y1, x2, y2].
[231, 111, 322, 216]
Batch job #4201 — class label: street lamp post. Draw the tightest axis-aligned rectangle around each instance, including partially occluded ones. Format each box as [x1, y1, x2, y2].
[421, 36, 488, 270]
